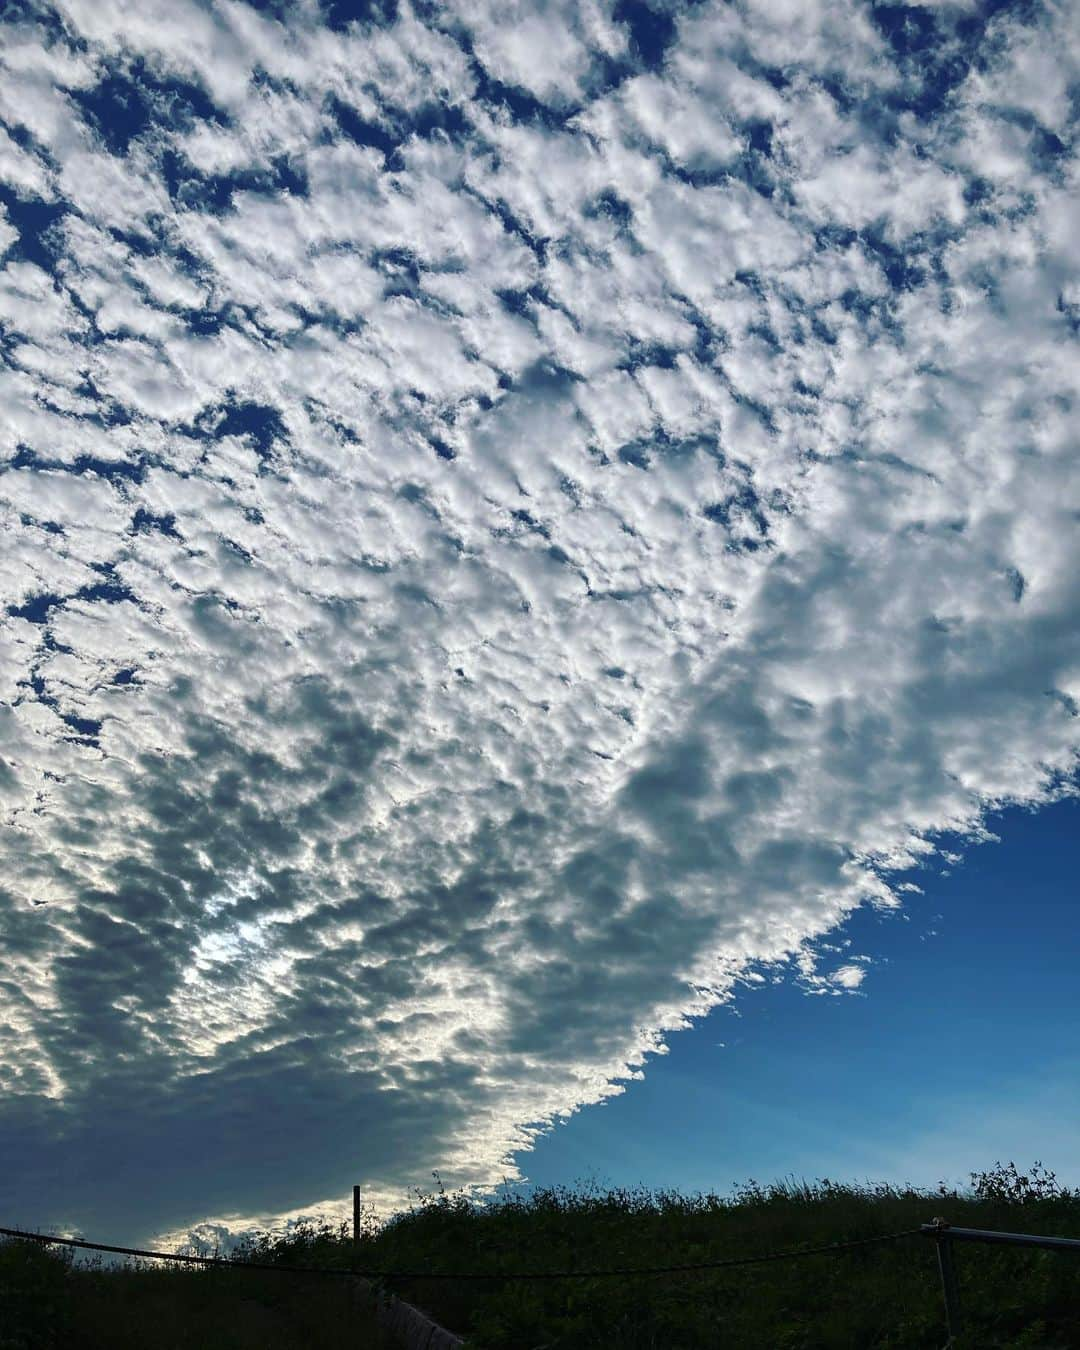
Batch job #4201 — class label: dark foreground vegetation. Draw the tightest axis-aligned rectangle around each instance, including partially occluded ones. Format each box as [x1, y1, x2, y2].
[4, 1163, 1080, 1348]
[0, 1240, 386, 1350]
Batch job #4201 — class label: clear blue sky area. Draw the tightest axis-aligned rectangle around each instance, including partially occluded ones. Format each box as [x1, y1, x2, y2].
[515, 796, 1080, 1198]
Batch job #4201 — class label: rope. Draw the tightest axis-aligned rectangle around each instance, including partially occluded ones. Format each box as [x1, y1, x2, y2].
[0, 1223, 921, 1281]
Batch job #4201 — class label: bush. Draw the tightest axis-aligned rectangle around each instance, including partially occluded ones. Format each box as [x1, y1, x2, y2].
[0, 1239, 73, 1350]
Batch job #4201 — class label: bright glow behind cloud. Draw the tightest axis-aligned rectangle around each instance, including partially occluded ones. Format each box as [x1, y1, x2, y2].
[0, 0, 1077, 1240]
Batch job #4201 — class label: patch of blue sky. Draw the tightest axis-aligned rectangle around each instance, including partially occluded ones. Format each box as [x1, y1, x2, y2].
[0, 186, 66, 271]
[516, 796, 1080, 1196]
[613, 0, 679, 73]
[161, 149, 308, 211]
[70, 59, 223, 158]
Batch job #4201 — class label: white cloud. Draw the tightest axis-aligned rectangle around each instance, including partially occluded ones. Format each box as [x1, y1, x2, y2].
[464, 0, 624, 107]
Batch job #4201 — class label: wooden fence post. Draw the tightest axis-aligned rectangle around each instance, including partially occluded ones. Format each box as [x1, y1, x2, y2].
[352, 1185, 362, 1317]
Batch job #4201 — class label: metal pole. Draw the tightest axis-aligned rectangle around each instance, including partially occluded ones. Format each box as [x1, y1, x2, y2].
[930, 1219, 961, 1344]
[920, 1223, 1080, 1253]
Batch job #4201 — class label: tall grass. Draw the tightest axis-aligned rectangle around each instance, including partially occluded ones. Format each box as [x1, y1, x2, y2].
[3, 1163, 1079, 1347]
[283, 1161, 1080, 1348]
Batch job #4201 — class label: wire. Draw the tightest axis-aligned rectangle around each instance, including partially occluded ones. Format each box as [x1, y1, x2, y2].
[0, 1227, 350, 1277]
[415, 1228, 923, 1281]
[1, 1223, 921, 1281]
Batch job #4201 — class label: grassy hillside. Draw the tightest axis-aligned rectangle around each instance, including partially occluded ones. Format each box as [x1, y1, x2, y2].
[0, 1239, 387, 1350]
[3, 1163, 1079, 1348]
[261, 1162, 1080, 1348]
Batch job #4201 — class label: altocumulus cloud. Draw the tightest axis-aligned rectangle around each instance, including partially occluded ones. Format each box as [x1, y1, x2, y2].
[0, 0, 1078, 1243]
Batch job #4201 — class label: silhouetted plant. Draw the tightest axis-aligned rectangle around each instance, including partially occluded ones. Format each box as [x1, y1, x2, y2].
[970, 1160, 1071, 1205]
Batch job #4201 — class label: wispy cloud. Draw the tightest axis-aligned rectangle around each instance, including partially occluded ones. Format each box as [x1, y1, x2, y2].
[0, 0, 1077, 1242]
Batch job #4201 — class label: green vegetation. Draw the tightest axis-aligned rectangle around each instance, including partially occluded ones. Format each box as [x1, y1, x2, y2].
[4, 1163, 1080, 1348]
[0, 1237, 386, 1350]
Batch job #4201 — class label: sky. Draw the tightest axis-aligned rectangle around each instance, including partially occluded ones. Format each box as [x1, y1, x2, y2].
[516, 795, 1080, 1199]
[0, 0, 1077, 1250]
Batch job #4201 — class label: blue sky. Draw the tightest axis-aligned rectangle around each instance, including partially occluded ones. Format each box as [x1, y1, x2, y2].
[0, 0, 1078, 1250]
[517, 795, 1080, 1197]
